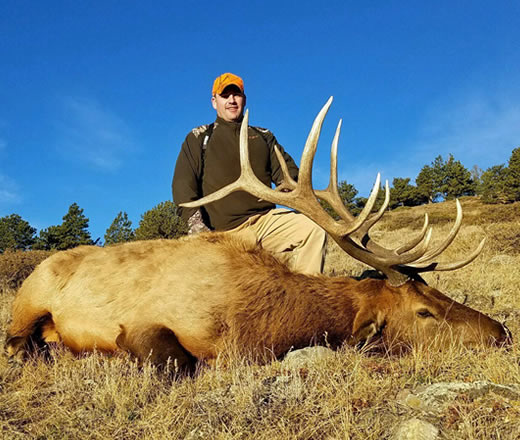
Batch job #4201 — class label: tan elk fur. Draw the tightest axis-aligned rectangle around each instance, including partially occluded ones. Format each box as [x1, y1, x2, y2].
[6, 230, 510, 370]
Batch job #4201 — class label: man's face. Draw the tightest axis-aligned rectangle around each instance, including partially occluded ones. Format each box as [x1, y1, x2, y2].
[211, 85, 246, 122]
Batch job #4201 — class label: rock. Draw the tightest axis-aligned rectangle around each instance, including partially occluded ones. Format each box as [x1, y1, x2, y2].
[282, 346, 335, 368]
[392, 418, 439, 440]
[400, 381, 520, 415]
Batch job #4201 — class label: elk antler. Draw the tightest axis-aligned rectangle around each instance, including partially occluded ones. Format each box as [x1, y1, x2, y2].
[181, 98, 485, 286]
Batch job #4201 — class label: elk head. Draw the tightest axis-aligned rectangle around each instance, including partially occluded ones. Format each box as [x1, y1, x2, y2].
[348, 278, 511, 351]
[182, 97, 512, 350]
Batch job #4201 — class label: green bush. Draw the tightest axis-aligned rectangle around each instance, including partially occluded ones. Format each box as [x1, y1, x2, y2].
[134, 201, 187, 240]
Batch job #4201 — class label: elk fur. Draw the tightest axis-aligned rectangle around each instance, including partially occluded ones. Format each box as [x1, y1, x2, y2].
[6, 230, 510, 371]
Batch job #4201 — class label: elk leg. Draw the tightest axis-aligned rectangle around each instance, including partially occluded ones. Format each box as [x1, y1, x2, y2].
[5, 313, 55, 363]
[116, 324, 196, 374]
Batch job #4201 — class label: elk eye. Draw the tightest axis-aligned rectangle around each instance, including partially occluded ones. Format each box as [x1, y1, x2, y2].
[417, 309, 434, 319]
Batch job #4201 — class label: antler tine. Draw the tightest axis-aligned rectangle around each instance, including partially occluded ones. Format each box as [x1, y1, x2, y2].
[350, 187, 431, 260]
[408, 237, 486, 271]
[341, 173, 383, 235]
[412, 199, 463, 263]
[359, 227, 434, 268]
[349, 180, 423, 258]
[358, 218, 432, 263]
[329, 120, 345, 211]
[314, 119, 390, 236]
[404, 200, 486, 272]
[395, 214, 429, 254]
[330, 225, 433, 287]
[314, 119, 354, 222]
[297, 96, 334, 194]
[310, 103, 384, 236]
[351, 179, 390, 243]
[273, 146, 297, 191]
[370, 179, 391, 225]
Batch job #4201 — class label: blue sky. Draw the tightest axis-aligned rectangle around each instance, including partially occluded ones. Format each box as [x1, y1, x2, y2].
[1, 1, 519, 242]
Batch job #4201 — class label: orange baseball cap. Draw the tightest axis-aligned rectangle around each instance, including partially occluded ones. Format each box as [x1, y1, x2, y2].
[212, 73, 244, 95]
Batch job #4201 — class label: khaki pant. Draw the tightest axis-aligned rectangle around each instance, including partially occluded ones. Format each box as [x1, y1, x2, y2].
[230, 208, 327, 275]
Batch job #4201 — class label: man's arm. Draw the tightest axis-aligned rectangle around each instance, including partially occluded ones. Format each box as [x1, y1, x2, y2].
[172, 132, 211, 234]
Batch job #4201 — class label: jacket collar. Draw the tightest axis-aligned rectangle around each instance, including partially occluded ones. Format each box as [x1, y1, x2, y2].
[215, 116, 244, 131]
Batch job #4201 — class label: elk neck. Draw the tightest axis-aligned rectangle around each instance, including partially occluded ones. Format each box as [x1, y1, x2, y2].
[224, 245, 389, 354]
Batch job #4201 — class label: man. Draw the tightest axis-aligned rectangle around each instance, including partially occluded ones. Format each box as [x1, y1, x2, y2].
[172, 73, 327, 274]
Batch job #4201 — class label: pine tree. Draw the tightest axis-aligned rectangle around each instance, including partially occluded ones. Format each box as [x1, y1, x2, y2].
[134, 201, 187, 240]
[504, 147, 520, 202]
[390, 177, 424, 208]
[441, 155, 476, 200]
[58, 203, 94, 249]
[105, 211, 135, 245]
[480, 165, 508, 204]
[0, 214, 37, 252]
[416, 164, 438, 203]
[33, 203, 94, 250]
[416, 154, 474, 202]
[33, 225, 62, 250]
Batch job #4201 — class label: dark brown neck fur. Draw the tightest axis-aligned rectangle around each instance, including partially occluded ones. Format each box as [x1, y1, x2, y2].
[223, 241, 375, 358]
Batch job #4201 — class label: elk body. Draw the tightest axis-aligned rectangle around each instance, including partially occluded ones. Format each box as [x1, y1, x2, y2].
[6, 98, 511, 371]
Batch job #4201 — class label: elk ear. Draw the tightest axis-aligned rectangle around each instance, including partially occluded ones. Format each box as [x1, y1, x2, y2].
[351, 309, 386, 348]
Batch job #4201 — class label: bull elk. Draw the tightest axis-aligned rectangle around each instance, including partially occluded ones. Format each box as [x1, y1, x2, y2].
[5, 98, 511, 373]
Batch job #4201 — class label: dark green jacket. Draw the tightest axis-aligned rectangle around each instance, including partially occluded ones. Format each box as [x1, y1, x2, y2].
[172, 117, 299, 231]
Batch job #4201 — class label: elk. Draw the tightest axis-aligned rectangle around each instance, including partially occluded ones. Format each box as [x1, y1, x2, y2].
[5, 98, 511, 373]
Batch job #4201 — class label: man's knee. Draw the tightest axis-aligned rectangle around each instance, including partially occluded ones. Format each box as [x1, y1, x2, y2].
[297, 213, 326, 243]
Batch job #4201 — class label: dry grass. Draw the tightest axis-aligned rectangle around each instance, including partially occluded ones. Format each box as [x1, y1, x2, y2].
[1, 197, 520, 439]
[0, 250, 52, 292]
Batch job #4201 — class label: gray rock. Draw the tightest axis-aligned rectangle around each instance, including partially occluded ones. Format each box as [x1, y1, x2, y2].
[400, 381, 520, 415]
[282, 346, 335, 368]
[392, 418, 439, 440]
